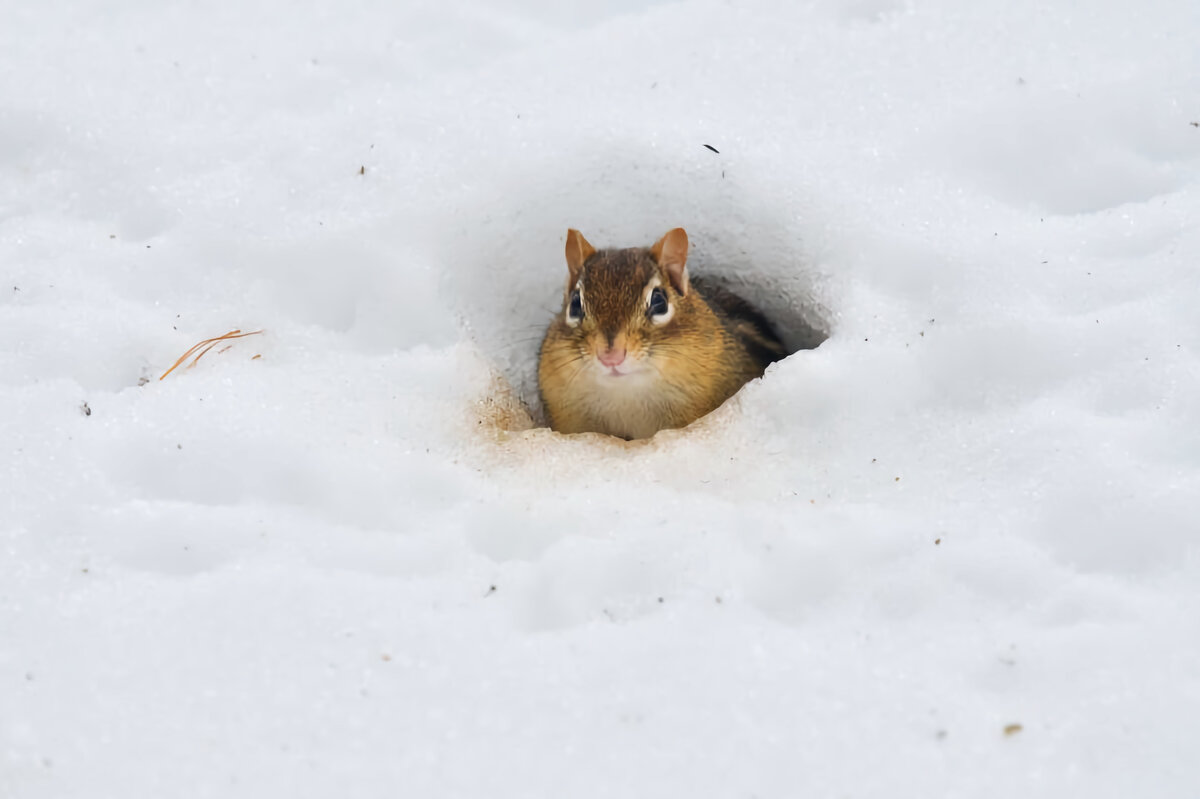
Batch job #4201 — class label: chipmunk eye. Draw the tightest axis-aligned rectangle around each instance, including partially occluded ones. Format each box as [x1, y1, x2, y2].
[647, 287, 669, 318]
[568, 290, 583, 321]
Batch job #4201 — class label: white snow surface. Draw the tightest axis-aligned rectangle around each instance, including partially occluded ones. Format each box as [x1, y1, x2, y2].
[3, 0, 1200, 796]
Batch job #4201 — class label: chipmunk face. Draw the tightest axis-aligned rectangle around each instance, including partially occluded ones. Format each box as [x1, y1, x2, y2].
[540, 226, 779, 438]
[554, 228, 692, 383]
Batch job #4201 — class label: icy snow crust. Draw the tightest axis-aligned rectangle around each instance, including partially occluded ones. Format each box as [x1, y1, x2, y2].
[3, 0, 1199, 796]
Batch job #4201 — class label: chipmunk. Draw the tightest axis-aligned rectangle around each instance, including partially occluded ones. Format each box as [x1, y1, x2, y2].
[538, 227, 786, 439]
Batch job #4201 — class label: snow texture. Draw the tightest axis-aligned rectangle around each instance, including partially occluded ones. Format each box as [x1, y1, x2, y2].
[3, 0, 1199, 797]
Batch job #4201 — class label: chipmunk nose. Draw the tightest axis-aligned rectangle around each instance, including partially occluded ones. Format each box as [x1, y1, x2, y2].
[597, 347, 626, 368]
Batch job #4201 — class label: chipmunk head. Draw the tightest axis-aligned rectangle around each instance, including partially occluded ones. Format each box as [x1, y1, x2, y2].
[554, 227, 694, 382]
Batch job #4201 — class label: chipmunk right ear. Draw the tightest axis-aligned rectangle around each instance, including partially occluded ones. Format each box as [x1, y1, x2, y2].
[565, 229, 595, 284]
[651, 228, 690, 296]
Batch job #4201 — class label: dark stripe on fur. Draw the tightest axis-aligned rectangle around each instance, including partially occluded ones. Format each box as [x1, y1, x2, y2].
[692, 277, 787, 371]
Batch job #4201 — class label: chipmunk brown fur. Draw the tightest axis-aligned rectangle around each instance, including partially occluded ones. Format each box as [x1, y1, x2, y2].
[538, 227, 785, 439]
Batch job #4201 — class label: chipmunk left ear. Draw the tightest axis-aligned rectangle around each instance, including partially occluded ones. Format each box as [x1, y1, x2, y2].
[651, 228, 689, 295]
[565, 229, 596, 286]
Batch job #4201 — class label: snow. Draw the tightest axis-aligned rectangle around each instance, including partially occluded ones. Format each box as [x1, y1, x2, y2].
[3, 0, 1199, 796]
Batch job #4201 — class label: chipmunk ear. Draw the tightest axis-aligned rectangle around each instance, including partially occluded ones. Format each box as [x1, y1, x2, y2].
[565, 229, 595, 285]
[651, 228, 689, 295]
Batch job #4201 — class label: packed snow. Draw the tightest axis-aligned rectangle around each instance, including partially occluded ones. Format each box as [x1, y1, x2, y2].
[3, 0, 1199, 796]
